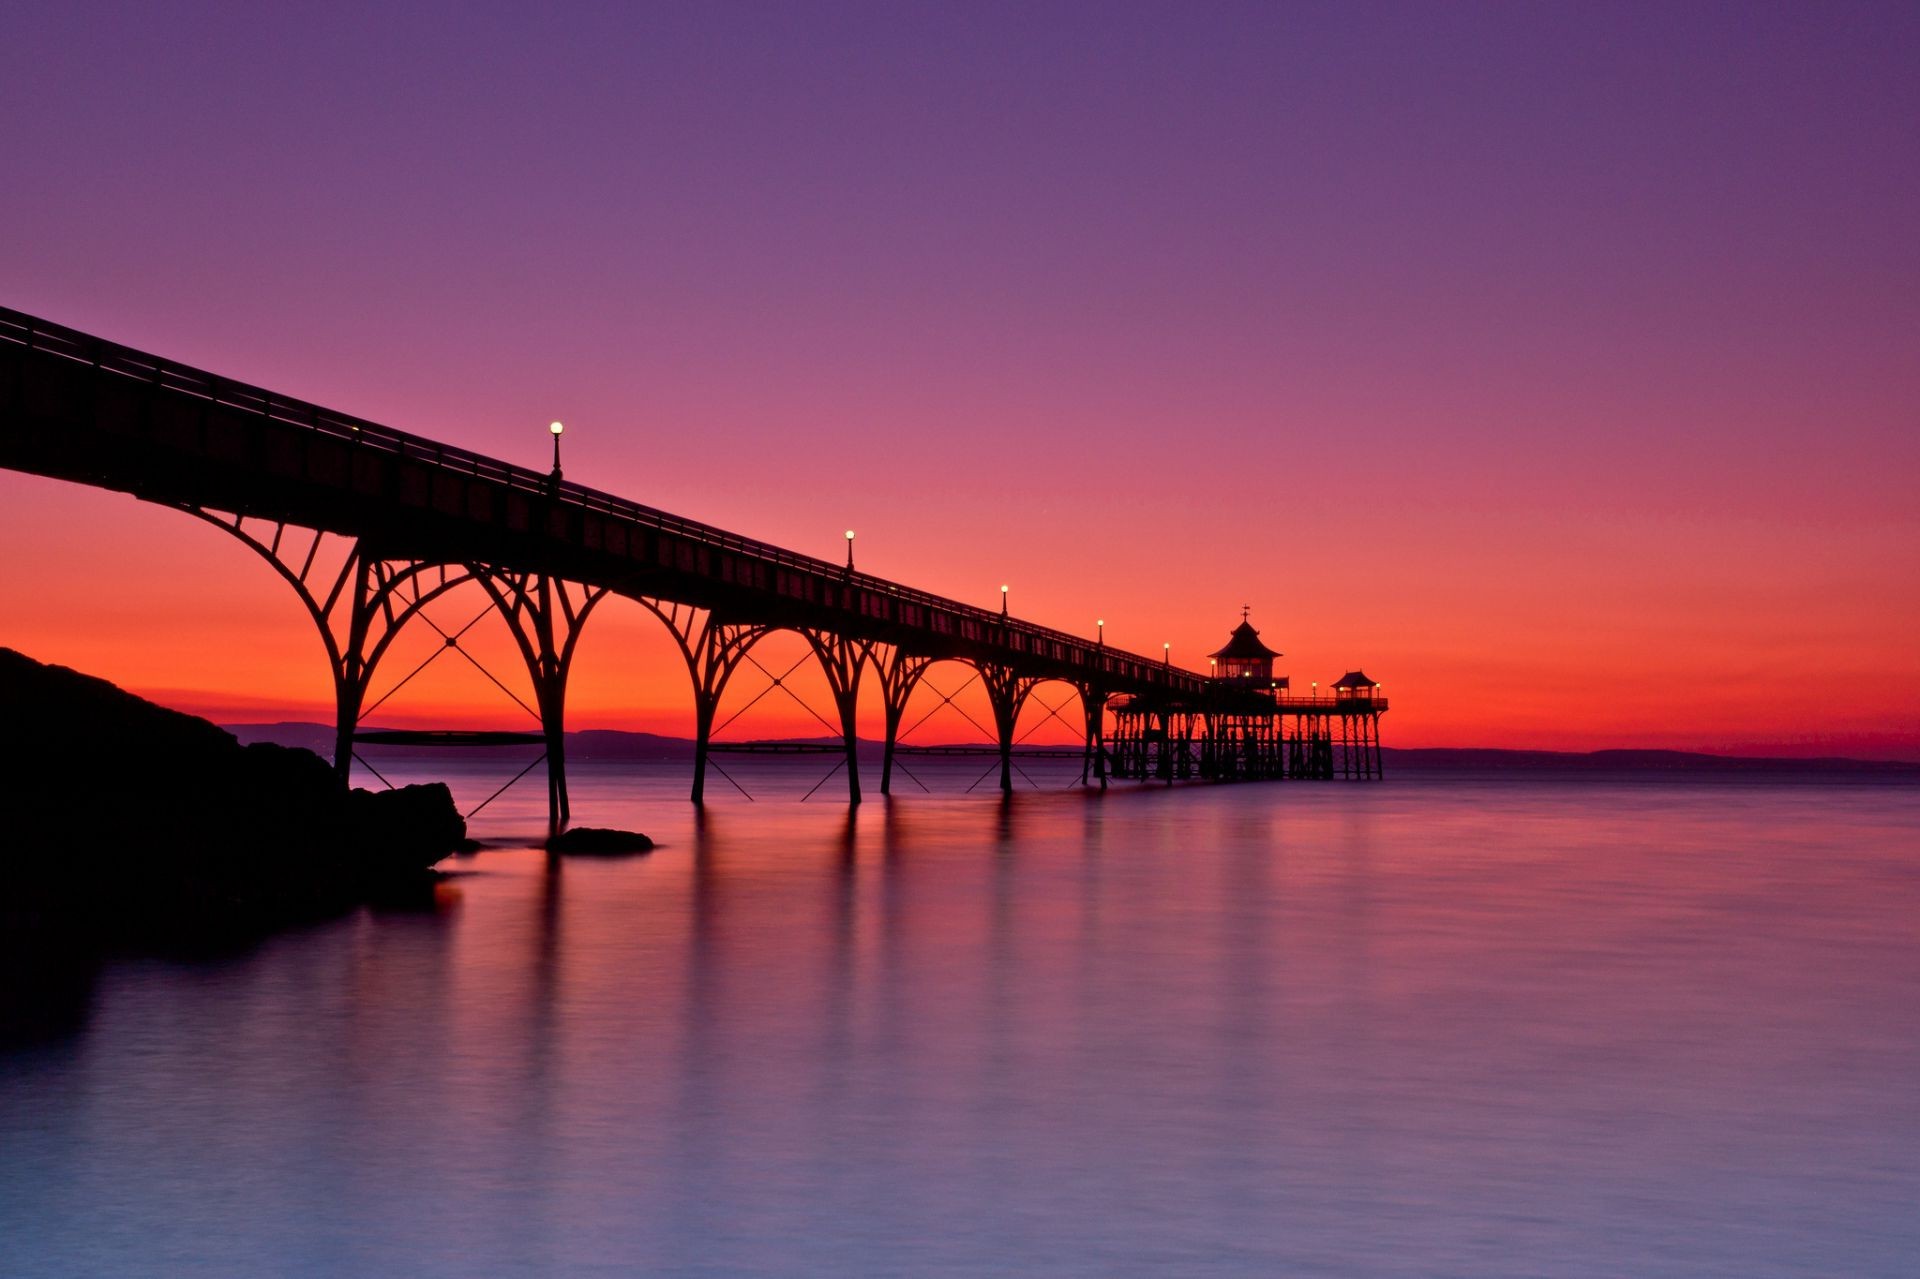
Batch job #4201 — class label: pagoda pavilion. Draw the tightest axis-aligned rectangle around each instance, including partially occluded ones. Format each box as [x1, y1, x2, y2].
[1208, 608, 1288, 689]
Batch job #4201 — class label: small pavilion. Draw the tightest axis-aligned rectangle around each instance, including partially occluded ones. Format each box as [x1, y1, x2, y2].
[1210, 608, 1288, 689]
[1332, 670, 1379, 701]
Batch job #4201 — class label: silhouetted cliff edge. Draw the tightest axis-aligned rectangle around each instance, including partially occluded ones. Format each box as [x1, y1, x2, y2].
[1, 647, 464, 949]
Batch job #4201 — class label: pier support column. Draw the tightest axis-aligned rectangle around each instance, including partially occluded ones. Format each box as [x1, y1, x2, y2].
[329, 558, 377, 785]
[631, 600, 770, 807]
[875, 648, 932, 796]
[803, 631, 873, 805]
[980, 664, 1037, 796]
[691, 692, 717, 805]
[474, 571, 607, 833]
[687, 621, 767, 807]
[1079, 684, 1108, 790]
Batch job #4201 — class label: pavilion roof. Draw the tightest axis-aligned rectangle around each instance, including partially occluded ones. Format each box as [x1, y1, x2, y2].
[1332, 670, 1378, 688]
[1210, 620, 1281, 661]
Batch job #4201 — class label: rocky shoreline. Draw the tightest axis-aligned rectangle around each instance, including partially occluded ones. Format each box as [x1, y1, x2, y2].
[1, 647, 468, 960]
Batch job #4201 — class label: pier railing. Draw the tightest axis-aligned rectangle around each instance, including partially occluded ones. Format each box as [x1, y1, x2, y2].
[1, 306, 1204, 695]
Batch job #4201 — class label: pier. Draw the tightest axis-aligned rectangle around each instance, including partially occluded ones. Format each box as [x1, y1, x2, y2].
[1, 307, 1386, 822]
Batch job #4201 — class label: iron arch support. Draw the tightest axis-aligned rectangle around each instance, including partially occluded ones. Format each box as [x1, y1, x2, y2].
[180, 507, 478, 782]
[977, 663, 1039, 796]
[1002, 677, 1108, 791]
[799, 629, 874, 805]
[470, 569, 608, 831]
[618, 594, 772, 806]
[874, 647, 934, 796]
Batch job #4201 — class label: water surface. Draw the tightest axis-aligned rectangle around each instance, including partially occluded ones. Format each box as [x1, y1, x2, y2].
[4, 764, 1916, 1276]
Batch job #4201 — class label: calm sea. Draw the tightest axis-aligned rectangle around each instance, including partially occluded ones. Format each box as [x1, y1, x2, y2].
[3, 760, 1917, 1277]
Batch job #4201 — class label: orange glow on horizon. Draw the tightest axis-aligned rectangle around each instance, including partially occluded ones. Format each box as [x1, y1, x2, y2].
[3, 466, 1915, 761]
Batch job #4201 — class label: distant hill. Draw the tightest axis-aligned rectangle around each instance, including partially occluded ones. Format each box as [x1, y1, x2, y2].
[1381, 747, 1918, 778]
[228, 722, 701, 759]
[226, 723, 1919, 778]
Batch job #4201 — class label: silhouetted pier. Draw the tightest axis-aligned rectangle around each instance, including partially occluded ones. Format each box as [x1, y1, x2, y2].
[1, 307, 1386, 823]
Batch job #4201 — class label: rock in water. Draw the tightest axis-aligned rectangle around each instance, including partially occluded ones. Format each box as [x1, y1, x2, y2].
[546, 827, 654, 855]
[0, 646, 467, 942]
[347, 784, 469, 874]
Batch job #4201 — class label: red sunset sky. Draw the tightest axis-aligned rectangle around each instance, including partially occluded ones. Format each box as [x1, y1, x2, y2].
[2, 4, 1916, 757]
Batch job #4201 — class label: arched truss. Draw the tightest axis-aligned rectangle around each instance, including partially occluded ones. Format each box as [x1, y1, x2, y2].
[174, 513, 1114, 812]
[1013, 677, 1109, 790]
[618, 596, 772, 804]
[1012, 676, 1084, 744]
[469, 569, 610, 827]
[799, 628, 871, 803]
[620, 604, 878, 805]
[185, 506, 627, 829]
[603, 596, 1108, 805]
[880, 657, 1109, 795]
[180, 506, 480, 779]
[873, 647, 935, 795]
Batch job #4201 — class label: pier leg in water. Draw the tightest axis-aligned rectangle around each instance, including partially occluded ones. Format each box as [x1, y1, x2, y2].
[980, 664, 1035, 797]
[472, 571, 607, 834]
[875, 648, 932, 797]
[691, 694, 717, 806]
[1079, 683, 1108, 790]
[627, 602, 768, 808]
[804, 631, 873, 805]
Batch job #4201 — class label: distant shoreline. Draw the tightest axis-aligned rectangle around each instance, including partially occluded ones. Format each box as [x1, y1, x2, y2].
[225, 723, 1920, 779]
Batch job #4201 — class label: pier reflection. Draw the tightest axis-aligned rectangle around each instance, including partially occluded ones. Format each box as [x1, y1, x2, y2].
[4, 770, 1918, 1276]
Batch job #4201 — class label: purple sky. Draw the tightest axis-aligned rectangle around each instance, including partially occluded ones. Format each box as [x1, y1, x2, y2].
[3, 2, 1917, 753]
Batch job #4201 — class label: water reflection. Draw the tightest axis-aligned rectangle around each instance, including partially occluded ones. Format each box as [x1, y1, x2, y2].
[3, 769, 1918, 1276]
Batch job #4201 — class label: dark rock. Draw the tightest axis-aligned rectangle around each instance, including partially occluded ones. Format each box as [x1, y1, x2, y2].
[0, 647, 467, 947]
[546, 826, 654, 855]
[346, 783, 468, 874]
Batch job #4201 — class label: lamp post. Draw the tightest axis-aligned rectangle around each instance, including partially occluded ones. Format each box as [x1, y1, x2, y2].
[1096, 619, 1104, 646]
[1163, 642, 1170, 667]
[1001, 584, 1009, 616]
[845, 529, 855, 572]
[549, 420, 564, 475]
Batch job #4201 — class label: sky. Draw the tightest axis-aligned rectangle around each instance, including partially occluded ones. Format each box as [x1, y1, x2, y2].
[2, 2, 1916, 757]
